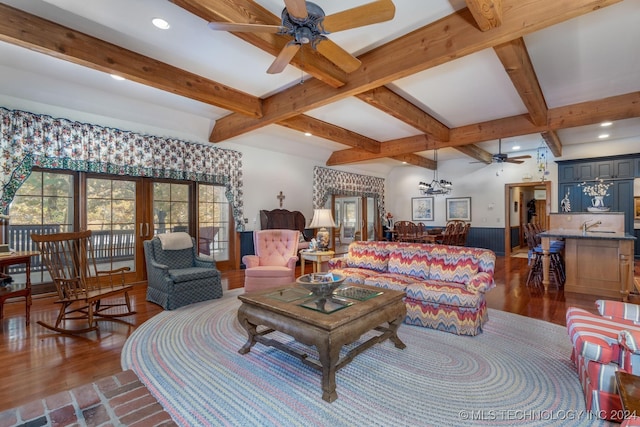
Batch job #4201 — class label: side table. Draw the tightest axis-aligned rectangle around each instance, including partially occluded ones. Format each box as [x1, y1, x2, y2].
[0, 251, 39, 325]
[300, 250, 335, 275]
[615, 371, 640, 420]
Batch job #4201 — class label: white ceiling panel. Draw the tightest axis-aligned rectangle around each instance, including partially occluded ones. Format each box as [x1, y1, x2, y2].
[525, 0, 640, 108]
[389, 49, 528, 127]
[307, 97, 423, 141]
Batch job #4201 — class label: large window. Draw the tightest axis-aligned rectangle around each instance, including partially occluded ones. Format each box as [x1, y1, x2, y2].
[8, 169, 232, 293]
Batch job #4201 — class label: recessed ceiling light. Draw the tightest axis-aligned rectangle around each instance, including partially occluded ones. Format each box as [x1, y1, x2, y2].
[512, 145, 520, 150]
[600, 121, 613, 127]
[152, 18, 170, 30]
[110, 74, 125, 81]
[598, 133, 610, 139]
[304, 132, 312, 136]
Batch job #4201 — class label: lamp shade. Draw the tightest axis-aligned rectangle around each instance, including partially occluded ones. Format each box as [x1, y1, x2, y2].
[309, 209, 336, 250]
[308, 209, 336, 229]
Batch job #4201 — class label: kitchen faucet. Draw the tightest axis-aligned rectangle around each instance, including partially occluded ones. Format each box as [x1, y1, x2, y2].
[581, 220, 602, 233]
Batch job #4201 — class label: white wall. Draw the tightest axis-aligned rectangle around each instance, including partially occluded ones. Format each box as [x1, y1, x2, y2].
[386, 154, 552, 228]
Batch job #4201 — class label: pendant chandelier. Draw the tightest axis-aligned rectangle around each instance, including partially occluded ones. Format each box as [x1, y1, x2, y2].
[418, 149, 453, 195]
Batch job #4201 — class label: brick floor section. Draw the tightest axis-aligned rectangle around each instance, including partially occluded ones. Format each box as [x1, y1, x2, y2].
[0, 370, 176, 427]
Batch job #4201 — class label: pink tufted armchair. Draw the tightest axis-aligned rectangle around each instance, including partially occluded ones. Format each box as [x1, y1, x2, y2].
[242, 229, 300, 293]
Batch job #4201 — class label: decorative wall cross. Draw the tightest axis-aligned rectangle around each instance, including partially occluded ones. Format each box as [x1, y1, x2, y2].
[277, 191, 285, 208]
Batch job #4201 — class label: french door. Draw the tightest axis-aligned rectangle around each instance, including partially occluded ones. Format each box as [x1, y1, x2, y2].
[8, 169, 232, 293]
[332, 195, 378, 245]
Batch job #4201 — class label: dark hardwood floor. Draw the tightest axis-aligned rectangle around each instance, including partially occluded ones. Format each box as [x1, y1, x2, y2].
[0, 254, 637, 413]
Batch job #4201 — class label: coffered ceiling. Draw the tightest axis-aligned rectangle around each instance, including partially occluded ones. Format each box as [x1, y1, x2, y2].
[0, 0, 638, 171]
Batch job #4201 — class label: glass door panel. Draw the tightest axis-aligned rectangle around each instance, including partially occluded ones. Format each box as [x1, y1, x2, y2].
[366, 197, 375, 241]
[8, 171, 75, 289]
[153, 182, 190, 234]
[197, 184, 230, 261]
[86, 177, 137, 278]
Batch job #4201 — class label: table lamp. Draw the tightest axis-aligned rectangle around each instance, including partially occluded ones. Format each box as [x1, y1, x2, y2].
[308, 209, 336, 251]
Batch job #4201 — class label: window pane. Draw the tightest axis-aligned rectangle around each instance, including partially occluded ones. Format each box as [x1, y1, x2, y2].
[197, 183, 229, 261]
[153, 182, 171, 201]
[172, 184, 189, 201]
[8, 171, 75, 287]
[87, 199, 112, 226]
[43, 172, 72, 196]
[153, 182, 191, 235]
[87, 177, 136, 273]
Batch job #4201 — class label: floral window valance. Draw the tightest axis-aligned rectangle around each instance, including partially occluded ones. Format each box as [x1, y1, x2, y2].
[0, 107, 245, 230]
[312, 166, 386, 217]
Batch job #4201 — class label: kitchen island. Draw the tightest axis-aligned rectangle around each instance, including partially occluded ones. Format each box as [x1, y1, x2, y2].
[538, 212, 636, 300]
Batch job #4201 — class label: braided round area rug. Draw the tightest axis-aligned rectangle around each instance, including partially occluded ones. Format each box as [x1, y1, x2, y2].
[121, 289, 612, 427]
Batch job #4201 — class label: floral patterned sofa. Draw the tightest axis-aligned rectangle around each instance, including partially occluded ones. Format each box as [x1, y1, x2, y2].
[328, 241, 496, 336]
[566, 300, 640, 423]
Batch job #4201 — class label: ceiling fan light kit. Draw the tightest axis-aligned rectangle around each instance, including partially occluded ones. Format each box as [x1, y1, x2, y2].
[207, 0, 396, 74]
[280, 2, 327, 48]
[471, 139, 532, 165]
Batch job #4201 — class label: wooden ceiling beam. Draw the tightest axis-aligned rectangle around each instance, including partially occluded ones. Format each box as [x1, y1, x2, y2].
[171, 0, 349, 88]
[327, 133, 494, 166]
[465, 0, 503, 31]
[355, 87, 450, 141]
[329, 91, 639, 165]
[355, 86, 494, 163]
[389, 154, 437, 169]
[454, 145, 495, 164]
[547, 91, 640, 129]
[278, 115, 381, 153]
[494, 38, 548, 126]
[541, 130, 563, 157]
[327, 135, 433, 166]
[0, 3, 263, 118]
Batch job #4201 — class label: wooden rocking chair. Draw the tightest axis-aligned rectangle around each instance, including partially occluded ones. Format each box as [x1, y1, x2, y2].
[31, 230, 135, 334]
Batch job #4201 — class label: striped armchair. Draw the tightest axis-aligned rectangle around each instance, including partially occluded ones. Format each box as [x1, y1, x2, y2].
[566, 300, 640, 422]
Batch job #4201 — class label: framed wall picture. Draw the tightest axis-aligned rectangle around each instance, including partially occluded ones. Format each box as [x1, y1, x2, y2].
[635, 197, 640, 220]
[446, 197, 471, 222]
[411, 197, 434, 221]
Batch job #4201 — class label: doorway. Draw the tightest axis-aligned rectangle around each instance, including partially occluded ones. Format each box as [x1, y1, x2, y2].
[504, 181, 552, 258]
[331, 195, 378, 251]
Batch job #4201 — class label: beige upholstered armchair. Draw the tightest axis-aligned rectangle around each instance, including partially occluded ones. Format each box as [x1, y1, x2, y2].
[242, 229, 300, 293]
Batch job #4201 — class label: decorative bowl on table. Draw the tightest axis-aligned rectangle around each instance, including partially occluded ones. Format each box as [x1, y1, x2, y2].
[296, 272, 346, 298]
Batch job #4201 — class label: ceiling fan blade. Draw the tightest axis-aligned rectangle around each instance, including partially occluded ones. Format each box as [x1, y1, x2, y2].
[324, 0, 396, 33]
[208, 22, 285, 33]
[267, 43, 301, 74]
[505, 159, 525, 164]
[283, 0, 308, 20]
[509, 155, 532, 160]
[316, 40, 361, 73]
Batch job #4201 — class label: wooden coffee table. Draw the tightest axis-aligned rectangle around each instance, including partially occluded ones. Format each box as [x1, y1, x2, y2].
[237, 284, 406, 402]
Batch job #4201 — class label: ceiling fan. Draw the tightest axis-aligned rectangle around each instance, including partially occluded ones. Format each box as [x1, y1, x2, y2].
[207, 0, 396, 74]
[488, 139, 532, 164]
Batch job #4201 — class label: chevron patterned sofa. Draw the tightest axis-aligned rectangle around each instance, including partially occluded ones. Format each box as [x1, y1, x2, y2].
[328, 241, 496, 336]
